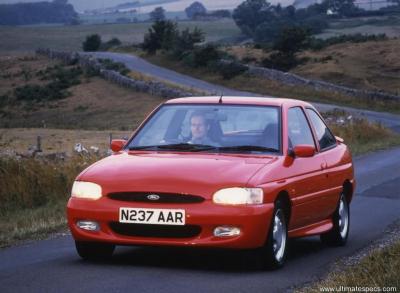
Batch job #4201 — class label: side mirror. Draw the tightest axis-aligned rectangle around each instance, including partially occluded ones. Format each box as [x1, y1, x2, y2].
[111, 139, 127, 152]
[335, 136, 344, 144]
[292, 144, 315, 158]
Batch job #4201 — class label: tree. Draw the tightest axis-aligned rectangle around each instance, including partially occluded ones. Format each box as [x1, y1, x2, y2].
[149, 6, 166, 22]
[82, 34, 102, 52]
[209, 9, 231, 18]
[233, 0, 273, 35]
[326, 0, 360, 17]
[262, 26, 311, 71]
[185, 1, 207, 19]
[142, 20, 178, 54]
[273, 26, 310, 54]
[0, 1, 77, 25]
[172, 27, 204, 57]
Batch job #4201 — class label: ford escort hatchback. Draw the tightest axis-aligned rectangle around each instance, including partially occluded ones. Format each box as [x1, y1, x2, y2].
[67, 96, 355, 269]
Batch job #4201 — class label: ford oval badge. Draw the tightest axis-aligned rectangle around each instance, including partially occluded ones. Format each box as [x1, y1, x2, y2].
[147, 194, 160, 201]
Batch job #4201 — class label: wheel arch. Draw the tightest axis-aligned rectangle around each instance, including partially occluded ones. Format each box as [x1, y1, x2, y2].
[275, 190, 292, 226]
[342, 179, 354, 204]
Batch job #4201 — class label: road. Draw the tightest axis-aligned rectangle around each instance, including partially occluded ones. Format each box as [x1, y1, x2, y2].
[1, 147, 400, 293]
[1, 53, 400, 292]
[84, 52, 400, 132]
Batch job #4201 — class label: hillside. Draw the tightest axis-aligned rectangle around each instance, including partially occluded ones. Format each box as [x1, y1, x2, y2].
[294, 38, 400, 95]
[226, 38, 400, 95]
[0, 54, 164, 130]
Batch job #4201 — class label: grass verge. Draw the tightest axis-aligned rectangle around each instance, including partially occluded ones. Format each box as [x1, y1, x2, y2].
[298, 240, 400, 292]
[142, 53, 400, 115]
[0, 155, 99, 248]
[325, 109, 400, 156]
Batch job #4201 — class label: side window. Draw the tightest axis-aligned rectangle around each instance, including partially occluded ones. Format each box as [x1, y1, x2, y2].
[306, 109, 337, 150]
[288, 107, 315, 147]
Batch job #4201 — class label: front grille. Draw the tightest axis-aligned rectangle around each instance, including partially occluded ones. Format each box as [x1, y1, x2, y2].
[109, 222, 201, 238]
[107, 192, 205, 204]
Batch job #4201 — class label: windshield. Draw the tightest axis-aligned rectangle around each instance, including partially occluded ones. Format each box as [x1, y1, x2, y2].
[127, 104, 281, 154]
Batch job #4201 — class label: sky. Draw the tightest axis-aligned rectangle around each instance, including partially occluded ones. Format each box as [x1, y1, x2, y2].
[0, 0, 295, 13]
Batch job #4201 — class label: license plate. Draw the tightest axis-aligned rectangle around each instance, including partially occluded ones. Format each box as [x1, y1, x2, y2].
[119, 207, 185, 226]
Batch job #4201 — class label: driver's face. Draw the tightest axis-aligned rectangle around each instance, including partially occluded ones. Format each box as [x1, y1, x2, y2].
[191, 116, 209, 140]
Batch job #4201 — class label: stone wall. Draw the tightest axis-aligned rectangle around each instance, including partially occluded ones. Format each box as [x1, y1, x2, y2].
[221, 60, 400, 102]
[36, 49, 193, 98]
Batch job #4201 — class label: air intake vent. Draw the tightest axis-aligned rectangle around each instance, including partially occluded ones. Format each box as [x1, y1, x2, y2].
[107, 192, 205, 204]
[109, 222, 201, 238]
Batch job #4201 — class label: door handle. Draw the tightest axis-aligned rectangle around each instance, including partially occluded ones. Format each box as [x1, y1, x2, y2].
[320, 163, 328, 170]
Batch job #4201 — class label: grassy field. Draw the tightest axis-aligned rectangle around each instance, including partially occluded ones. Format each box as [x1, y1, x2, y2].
[225, 38, 400, 96]
[0, 128, 129, 156]
[317, 14, 400, 39]
[143, 53, 400, 114]
[0, 54, 165, 129]
[294, 39, 400, 95]
[0, 19, 240, 53]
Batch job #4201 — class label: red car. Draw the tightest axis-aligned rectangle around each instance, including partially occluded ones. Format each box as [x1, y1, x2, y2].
[67, 96, 355, 268]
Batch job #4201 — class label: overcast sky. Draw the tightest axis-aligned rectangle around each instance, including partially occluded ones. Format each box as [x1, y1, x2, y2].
[0, 0, 294, 13]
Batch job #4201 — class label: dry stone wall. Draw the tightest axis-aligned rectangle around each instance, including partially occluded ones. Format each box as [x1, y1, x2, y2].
[221, 60, 400, 102]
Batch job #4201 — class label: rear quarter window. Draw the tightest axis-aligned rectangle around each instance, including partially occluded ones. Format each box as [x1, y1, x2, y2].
[306, 108, 337, 150]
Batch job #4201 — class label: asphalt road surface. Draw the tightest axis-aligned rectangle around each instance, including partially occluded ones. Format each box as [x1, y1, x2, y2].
[1, 147, 400, 293]
[85, 52, 400, 132]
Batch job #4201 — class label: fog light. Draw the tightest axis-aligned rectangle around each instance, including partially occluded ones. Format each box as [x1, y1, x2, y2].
[214, 226, 241, 237]
[77, 220, 99, 231]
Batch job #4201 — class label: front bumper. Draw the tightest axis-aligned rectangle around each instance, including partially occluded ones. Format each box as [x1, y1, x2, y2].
[67, 197, 274, 249]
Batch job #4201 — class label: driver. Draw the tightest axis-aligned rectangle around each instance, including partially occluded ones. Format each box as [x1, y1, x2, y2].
[188, 112, 215, 145]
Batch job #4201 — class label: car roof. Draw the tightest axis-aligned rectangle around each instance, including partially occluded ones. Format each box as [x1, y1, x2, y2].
[165, 96, 314, 108]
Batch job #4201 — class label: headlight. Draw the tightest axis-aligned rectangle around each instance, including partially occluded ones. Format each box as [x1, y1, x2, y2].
[71, 181, 102, 200]
[213, 188, 263, 205]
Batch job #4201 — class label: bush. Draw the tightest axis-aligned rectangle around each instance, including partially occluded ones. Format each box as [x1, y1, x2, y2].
[83, 34, 102, 52]
[0, 94, 10, 108]
[215, 61, 248, 79]
[15, 65, 82, 102]
[307, 33, 388, 51]
[187, 44, 221, 67]
[99, 59, 130, 76]
[14, 84, 67, 102]
[262, 52, 299, 71]
[100, 37, 122, 50]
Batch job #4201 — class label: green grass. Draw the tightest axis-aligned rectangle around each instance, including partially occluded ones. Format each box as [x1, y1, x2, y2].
[0, 19, 240, 53]
[0, 200, 68, 248]
[0, 155, 99, 248]
[142, 53, 400, 115]
[298, 240, 400, 292]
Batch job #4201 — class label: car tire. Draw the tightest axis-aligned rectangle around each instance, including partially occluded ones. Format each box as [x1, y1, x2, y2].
[320, 193, 350, 246]
[75, 241, 115, 261]
[263, 199, 288, 269]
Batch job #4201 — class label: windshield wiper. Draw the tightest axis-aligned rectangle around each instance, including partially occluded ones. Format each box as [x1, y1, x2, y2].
[157, 143, 217, 151]
[217, 145, 279, 153]
[129, 143, 217, 152]
[128, 145, 160, 150]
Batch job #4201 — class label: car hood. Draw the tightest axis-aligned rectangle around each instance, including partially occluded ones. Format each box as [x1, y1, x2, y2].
[78, 152, 277, 198]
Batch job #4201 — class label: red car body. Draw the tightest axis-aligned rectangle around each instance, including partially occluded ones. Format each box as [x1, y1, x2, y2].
[67, 96, 355, 266]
